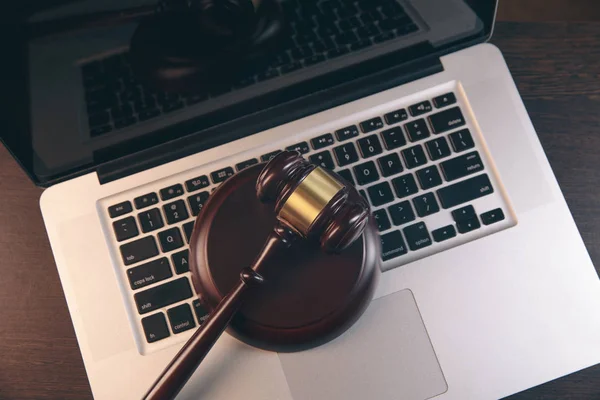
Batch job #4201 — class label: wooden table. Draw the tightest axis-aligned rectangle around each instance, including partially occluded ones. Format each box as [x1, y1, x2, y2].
[1, 22, 600, 399]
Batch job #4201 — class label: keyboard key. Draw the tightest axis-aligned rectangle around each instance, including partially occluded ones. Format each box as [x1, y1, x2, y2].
[440, 151, 484, 182]
[350, 39, 372, 50]
[114, 117, 137, 129]
[384, 108, 408, 125]
[327, 47, 350, 58]
[408, 100, 432, 117]
[113, 216, 139, 242]
[412, 193, 440, 217]
[429, 107, 466, 135]
[163, 200, 189, 225]
[360, 117, 384, 133]
[211, 166, 235, 183]
[108, 201, 132, 218]
[373, 209, 391, 232]
[404, 119, 430, 142]
[392, 174, 419, 198]
[353, 161, 379, 186]
[334, 143, 359, 167]
[90, 125, 112, 137]
[188, 191, 210, 216]
[183, 221, 194, 243]
[357, 135, 383, 158]
[192, 299, 210, 325]
[158, 227, 184, 253]
[452, 205, 476, 221]
[236, 159, 259, 171]
[457, 218, 481, 234]
[88, 111, 110, 126]
[337, 169, 355, 186]
[310, 151, 335, 170]
[185, 176, 209, 192]
[138, 208, 164, 233]
[135, 192, 159, 210]
[425, 137, 451, 161]
[281, 62, 302, 74]
[401, 145, 427, 169]
[449, 129, 475, 152]
[367, 182, 394, 207]
[141, 313, 170, 343]
[432, 225, 457, 243]
[416, 165, 443, 190]
[120, 236, 159, 266]
[311, 133, 335, 150]
[380, 230, 408, 261]
[286, 141, 310, 154]
[260, 151, 282, 162]
[335, 125, 360, 141]
[481, 208, 505, 225]
[380, 127, 406, 150]
[388, 201, 415, 226]
[172, 249, 190, 274]
[437, 174, 494, 209]
[433, 93, 457, 108]
[138, 109, 161, 121]
[168, 303, 196, 334]
[377, 153, 403, 177]
[403, 222, 432, 251]
[135, 277, 193, 314]
[304, 54, 326, 66]
[127, 257, 172, 290]
[160, 184, 184, 201]
[373, 32, 395, 43]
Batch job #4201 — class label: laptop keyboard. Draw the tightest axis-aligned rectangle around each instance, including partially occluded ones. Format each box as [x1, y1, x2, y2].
[103, 90, 512, 350]
[81, 0, 419, 137]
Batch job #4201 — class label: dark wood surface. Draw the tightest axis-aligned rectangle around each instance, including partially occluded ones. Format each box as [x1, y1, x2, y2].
[1, 21, 600, 400]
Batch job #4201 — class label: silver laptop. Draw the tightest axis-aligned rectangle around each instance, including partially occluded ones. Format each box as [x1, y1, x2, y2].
[6, 0, 600, 398]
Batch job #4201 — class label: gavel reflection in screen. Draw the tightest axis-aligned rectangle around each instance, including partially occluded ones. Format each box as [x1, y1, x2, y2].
[144, 151, 372, 400]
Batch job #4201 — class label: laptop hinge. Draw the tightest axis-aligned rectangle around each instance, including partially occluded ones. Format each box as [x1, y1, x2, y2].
[96, 44, 442, 185]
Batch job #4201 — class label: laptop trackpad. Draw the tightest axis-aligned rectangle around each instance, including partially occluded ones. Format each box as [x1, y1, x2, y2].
[278, 289, 447, 400]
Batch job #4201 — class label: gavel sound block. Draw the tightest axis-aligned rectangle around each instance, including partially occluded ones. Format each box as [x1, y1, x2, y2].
[190, 163, 380, 351]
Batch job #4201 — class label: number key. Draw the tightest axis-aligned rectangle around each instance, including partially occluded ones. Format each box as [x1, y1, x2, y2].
[163, 200, 189, 224]
[309, 151, 335, 170]
[188, 192, 209, 216]
[357, 134, 383, 158]
[138, 208, 164, 233]
[333, 143, 359, 167]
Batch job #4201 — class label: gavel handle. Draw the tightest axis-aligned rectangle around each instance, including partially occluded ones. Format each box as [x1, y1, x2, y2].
[142, 267, 263, 400]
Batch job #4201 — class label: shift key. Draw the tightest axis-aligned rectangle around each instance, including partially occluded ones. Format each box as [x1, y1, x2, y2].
[437, 174, 494, 209]
[120, 236, 159, 266]
[135, 277, 193, 314]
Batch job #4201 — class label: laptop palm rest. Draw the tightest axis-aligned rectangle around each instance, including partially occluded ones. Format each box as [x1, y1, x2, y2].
[278, 289, 447, 400]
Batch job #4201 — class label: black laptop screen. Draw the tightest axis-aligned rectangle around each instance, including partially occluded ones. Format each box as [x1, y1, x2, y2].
[1, 0, 498, 186]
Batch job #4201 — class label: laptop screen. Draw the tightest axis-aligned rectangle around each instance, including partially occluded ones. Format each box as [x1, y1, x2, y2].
[1, 0, 498, 186]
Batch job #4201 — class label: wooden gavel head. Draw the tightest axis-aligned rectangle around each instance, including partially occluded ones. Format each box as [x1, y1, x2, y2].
[256, 151, 370, 253]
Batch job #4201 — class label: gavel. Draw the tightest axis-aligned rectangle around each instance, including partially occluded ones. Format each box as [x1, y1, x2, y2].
[144, 151, 371, 400]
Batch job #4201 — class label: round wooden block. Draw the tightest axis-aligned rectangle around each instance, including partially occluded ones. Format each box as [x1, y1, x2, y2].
[189, 164, 380, 352]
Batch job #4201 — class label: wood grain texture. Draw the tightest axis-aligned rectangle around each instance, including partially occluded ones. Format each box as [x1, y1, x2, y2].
[1, 21, 600, 400]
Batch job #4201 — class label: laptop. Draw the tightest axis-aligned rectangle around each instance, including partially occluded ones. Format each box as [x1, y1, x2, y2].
[5, 0, 600, 398]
